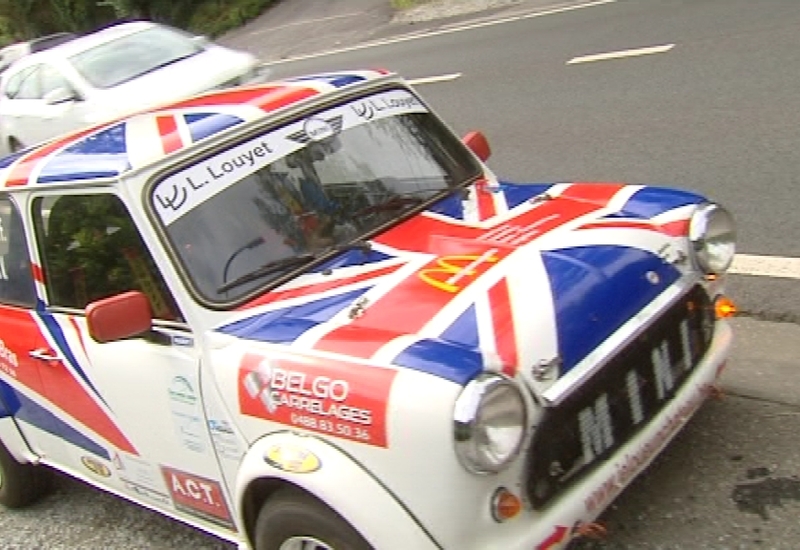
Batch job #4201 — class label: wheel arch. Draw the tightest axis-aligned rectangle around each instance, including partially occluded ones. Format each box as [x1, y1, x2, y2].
[240, 476, 291, 545]
[234, 431, 441, 550]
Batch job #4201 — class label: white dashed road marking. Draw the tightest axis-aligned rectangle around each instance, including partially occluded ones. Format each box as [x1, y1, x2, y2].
[408, 73, 462, 85]
[567, 43, 675, 65]
[731, 254, 800, 280]
[262, 0, 618, 66]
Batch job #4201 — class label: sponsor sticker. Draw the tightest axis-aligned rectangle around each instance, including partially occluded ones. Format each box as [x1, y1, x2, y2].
[168, 376, 207, 453]
[287, 115, 343, 144]
[239, 353, 397, 448]
[152, 88, 428, 226]
[172, 335, 194, 347]
[161, 467, 233, 528]
[208, 419, 244, 462]
[264, 444, 321, 474]
[113, 452, 173, 507]
[81, 456, 111, 478]
[124, 480, 172, 507]
[0, 339, 18, 378]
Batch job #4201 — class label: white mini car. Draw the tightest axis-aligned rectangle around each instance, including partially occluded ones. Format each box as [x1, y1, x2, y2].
[0, 69, 736, 550]
[0, 20, 269, 156]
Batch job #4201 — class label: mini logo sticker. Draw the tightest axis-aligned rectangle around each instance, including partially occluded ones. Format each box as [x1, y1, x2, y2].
[287, 115, 343, 144]
[81, 456, 111, 478]
[265, 444, 321, 473]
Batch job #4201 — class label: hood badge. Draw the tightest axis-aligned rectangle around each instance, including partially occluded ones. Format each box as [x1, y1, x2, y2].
[348, 296, 370, 319]
[657, 244, 687, 265]
[646, 271, 661, 285]
[529, 192, 554, 205]
[532, 356, 562, 382]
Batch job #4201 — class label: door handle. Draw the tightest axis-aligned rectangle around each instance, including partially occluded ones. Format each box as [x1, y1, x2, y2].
[28, 349, 62, 364]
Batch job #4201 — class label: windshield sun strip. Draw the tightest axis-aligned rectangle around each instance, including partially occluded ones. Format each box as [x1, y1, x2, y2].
[145, 84, 482, 309]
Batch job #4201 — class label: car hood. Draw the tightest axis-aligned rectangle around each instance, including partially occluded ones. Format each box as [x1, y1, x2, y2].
[215, 181, 705, 392]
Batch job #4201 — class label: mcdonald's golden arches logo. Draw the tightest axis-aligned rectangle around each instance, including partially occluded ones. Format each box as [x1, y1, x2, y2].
[418, 250, 499, 293]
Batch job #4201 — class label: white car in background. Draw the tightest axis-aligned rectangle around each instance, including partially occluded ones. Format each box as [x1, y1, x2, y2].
[0, 20, 269, 156]
[0, 32, 78, 74]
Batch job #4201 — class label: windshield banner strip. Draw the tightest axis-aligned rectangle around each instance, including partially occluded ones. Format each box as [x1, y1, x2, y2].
[152, 88, 429, 226]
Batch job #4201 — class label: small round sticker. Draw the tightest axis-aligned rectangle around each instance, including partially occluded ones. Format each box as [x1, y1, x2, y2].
[265, 444, 321, 474]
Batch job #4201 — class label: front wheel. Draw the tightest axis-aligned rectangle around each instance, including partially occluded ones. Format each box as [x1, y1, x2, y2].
[255, 487, 372, 550]
[0, 440, 52, 508]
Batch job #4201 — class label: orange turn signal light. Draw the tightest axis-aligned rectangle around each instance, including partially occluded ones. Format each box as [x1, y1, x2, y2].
[714, 296, 737, 319]
[491, 488, 522, 522]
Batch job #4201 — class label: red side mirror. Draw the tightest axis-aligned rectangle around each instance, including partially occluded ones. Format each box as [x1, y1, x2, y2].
[462, 131, 491, 162]
[86, 291, 152, 343]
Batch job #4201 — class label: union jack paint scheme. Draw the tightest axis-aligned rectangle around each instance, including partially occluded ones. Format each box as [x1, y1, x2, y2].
[0, 69, 736, 550]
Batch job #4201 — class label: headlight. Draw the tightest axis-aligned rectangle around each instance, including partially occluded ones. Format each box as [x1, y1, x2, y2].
[454, 373, 527, 474]
[688, 202, 736, 274]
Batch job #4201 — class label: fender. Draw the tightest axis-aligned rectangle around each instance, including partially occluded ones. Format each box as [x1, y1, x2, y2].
[234, 431, 441, 550]
[0, 415, 37, 464]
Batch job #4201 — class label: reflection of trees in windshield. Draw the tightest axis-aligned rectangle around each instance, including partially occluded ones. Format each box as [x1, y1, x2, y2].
[163, 108, 480, 304]
[252, 169, 306, 253]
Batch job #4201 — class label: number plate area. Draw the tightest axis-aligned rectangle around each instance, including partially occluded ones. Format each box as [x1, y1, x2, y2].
[526, 285, 715, 508]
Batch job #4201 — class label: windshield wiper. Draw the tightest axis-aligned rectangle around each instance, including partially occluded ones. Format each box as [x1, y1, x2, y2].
[355, 184, 470, 218]
[217, 241, 372, 294]
[356, 195, 425, 217]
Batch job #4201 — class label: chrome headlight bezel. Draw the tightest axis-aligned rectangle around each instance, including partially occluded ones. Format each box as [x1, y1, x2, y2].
[453, 373, 527, 475]
[688, 202, 736, 275]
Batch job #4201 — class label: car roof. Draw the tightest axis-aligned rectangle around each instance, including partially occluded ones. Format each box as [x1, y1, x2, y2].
[28, 32, 78, 53]
[6, 21, 156, 69]
[0, 69, 395, 189]
[0, 33, 78, 74]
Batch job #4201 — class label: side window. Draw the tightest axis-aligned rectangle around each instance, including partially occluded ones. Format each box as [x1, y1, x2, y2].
[4, 68, 28, 99]
[40, 64, 70, 97]
[0, 196, 36, 306]
[34, 194, 182, 321]
[15, 65, 41, 100]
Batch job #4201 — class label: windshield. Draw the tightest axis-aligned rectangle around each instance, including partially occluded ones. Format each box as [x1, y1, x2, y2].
[69, 26, 202, 89]
[150, 87, 481, 305]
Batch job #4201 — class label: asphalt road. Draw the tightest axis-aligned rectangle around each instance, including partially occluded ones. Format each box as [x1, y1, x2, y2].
[227, 0, 800, 323]
[2, 1, 800, 549]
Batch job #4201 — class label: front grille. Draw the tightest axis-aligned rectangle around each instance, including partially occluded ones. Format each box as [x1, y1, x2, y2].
[525, 285, 715, 509]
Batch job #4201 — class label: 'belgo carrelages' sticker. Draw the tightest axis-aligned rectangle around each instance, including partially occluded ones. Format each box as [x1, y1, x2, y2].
[238, 353, 397, 448]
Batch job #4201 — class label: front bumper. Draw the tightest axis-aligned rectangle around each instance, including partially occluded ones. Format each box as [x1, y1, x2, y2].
[465, 319, 732, 550]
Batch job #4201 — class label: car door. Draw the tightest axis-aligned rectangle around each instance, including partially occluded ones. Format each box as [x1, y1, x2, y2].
[0, 65, 42, 150]
[0, 193, 67, 460]
[30, 191, 235, 530]
[36, 62, 84, 140]
[0, 63, 82, 151]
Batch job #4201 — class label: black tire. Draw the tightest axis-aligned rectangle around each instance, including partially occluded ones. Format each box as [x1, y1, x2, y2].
[0, 440, 52, 509]
[255, 487, 373, 550]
